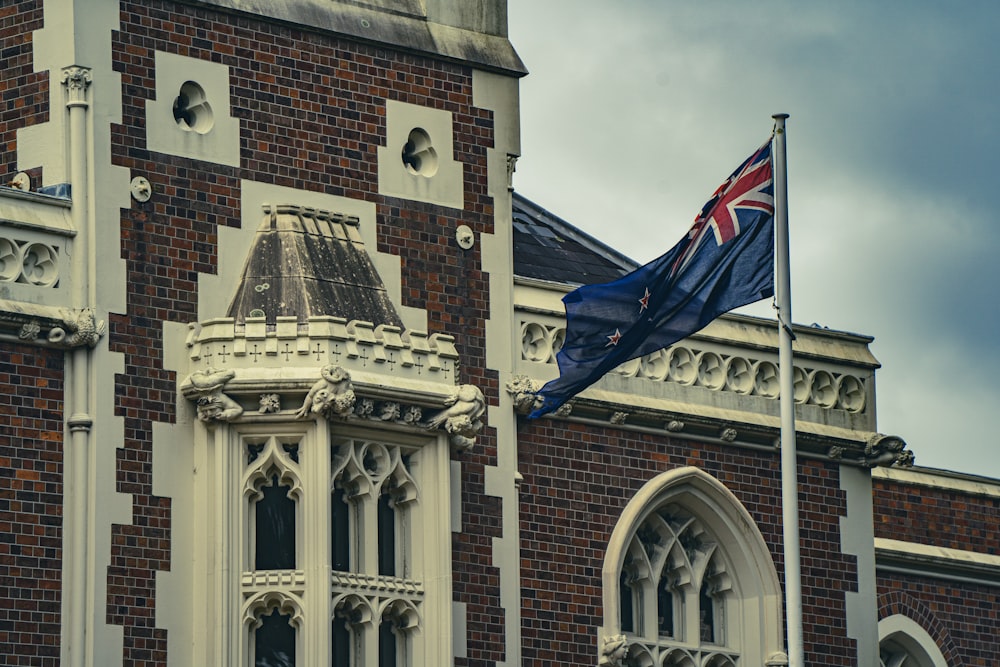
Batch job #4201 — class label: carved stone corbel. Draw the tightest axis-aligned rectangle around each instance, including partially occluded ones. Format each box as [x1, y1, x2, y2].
[48, 307, 106, 348]
[295, 365, 356, 420]
[186, 368, 243, 423]
[425, 384, 485, 451]
[505, 374, 540, 414]
[861, 433, 913, 468]
[598, 634, 628, 667]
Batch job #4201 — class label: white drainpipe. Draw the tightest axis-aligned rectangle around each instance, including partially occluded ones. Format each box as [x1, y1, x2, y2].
[62, 64, 93, 667]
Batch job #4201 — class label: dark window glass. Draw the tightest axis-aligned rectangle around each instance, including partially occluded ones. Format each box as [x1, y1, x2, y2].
[256, 473, 296, 570]
[619, 569, 634, 633]
[699, 581, 716, 644]
[332, 614, 350, 667]
[255, 608, 295, 667]
[377, 492, 395, 577]
[378, 620, 396, 667]
[331, 485, 350, 572]
[657, 574, 673, 637]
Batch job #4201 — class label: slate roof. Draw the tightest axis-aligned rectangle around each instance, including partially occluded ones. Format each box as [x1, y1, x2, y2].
[512, 192, 638, 286]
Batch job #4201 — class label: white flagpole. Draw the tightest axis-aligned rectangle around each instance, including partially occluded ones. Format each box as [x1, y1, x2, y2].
[772, 113, 805, 666]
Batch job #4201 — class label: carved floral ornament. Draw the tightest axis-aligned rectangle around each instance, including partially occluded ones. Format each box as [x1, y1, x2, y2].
[181, 364, 486, 450]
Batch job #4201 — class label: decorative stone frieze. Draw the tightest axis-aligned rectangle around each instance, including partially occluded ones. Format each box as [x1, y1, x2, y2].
[179, 318, 475, 448]
[0, 236, 60, 287]
[517, 318, 869, 414]
[186, 316, 459, 384]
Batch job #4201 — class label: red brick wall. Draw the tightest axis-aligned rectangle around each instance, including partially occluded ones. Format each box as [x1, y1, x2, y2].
[873, 477, 999, 554]
[110, 1, 500, 664]
[874, 477, 1000, 665]
[0, 344, 64, 666]
[878, 580, 997, 666]
[516, 421, 859, 666]
[0, 0, 47, 187]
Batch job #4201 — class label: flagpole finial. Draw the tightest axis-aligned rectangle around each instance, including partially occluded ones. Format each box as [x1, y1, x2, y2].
[772, 113, 790, 120]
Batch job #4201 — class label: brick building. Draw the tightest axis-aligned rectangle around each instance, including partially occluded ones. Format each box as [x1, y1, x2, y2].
[0, 1, 996, 665]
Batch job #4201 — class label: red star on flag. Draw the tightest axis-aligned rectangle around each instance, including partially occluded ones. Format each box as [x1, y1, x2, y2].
[606, 328, 623, 347]
[639, 287, 651, 313]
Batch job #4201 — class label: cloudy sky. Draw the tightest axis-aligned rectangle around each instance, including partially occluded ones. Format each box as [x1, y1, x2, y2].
[507, 1, 1000, 478]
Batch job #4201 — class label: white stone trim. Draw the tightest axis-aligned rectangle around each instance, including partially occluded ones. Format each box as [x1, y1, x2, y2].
[377, 100, 464, 209]
[875, 537, 1000, 573]
[475, 67, 523, 667]
[146, 51, 240, 166]
[840, 466, 879, 665]
[872, 466, 1000, 497]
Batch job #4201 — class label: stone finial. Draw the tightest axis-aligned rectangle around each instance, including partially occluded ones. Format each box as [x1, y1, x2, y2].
[295, 365, 356, 420]
[425, 384, 485, 451]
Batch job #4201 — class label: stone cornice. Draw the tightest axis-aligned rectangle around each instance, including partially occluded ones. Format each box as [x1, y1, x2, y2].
[875, 537, 1000, 587]
[181, 0, 528, 76]
[181, 318, 486, 451]
[872, 466, 1000, 497]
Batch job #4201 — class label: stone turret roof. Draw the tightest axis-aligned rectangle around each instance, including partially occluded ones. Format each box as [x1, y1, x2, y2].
[227, 204, 403, 327]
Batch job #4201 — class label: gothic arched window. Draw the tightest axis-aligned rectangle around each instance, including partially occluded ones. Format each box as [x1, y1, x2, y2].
[600, 467, 785, 667]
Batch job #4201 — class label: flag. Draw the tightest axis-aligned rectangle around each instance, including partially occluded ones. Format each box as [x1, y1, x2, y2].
[529, 138, 775, 418]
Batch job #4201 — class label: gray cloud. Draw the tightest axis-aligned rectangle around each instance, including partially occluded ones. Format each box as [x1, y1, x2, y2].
[509, 0, 1000, 476]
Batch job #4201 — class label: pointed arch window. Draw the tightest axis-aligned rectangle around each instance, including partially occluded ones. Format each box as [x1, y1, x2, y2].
[601, 467, 785, 667]
[878, 615, 949, 667]
[189, 412, 453, 666]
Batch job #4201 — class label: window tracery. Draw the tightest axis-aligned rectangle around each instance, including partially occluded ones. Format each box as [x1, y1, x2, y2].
[601, 467, 784, 667]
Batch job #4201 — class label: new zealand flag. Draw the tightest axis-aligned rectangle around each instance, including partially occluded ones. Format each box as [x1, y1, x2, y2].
[529, 138, 775, 418]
